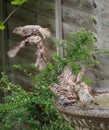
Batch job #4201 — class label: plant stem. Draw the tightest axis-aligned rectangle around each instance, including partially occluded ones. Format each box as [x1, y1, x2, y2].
[3, 6, 21, 24]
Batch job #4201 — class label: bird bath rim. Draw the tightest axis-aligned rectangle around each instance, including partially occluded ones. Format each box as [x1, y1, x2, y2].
[54, 98, 109, 119]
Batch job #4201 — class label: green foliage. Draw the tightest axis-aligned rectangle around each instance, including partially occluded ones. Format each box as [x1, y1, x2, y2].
[0, 63, 74, 130]
[56, 29, 97, 73]
[0, 73, 31, 129]
[11, 0, 28, 5]
[0, 22, 5, 30]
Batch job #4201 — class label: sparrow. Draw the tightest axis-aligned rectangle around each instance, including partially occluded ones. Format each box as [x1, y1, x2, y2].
[77, 82, 98, 107]
[48, 83, 78, 104]
[13, 25, 51, 39]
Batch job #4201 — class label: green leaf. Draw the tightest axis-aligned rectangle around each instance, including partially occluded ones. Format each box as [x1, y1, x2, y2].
[11, 0, 28, 5]
[0, 22, 5, 30]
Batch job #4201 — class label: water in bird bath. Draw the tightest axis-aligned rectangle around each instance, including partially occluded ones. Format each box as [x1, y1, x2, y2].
[95, 93, 109, 108]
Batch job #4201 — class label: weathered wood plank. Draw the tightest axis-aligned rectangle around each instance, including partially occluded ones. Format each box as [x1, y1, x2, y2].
[23, 0, 55, 18]
[63, 6, 93, 26]
[55, 0, 64, 56]
[7, 4, 38, 25]
[62, 0, 102, 15]
[0, 0, 10, 69]
[55, 0, 62, 40]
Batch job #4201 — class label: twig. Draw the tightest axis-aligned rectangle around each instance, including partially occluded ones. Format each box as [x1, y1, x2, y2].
[3, 6, 21, 24]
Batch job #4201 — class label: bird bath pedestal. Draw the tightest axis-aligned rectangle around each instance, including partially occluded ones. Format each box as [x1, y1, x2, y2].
[54, 89, 109, 130]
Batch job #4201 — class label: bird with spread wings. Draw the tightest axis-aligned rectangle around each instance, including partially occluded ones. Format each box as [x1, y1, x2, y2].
[7, 25, 51, 70]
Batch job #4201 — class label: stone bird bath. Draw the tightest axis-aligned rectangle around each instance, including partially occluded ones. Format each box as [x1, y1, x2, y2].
[54, 88, 109, 130]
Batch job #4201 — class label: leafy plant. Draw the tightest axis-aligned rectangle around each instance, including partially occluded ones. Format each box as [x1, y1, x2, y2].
[0, 63, 74, 130]
[54, 29, 109, 86]
[56, 29, 98, 74]
[0, 72, 31, 129]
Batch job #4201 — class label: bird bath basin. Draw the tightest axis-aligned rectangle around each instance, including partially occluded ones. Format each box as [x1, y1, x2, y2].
[54, 88, 109, 130]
